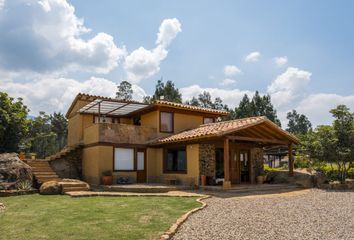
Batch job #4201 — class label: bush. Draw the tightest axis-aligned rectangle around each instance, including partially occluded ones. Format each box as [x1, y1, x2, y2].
[294, 155, 312, 168]
[264, 165, 287, 174]
[16, 180, 32, 190]
[315, 165, 354, 182]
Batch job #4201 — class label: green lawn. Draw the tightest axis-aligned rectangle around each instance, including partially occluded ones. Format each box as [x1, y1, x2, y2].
[0, 194, 200, 240]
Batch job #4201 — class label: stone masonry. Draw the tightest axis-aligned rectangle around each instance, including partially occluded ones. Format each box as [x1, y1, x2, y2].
[199, 144, 215, 177]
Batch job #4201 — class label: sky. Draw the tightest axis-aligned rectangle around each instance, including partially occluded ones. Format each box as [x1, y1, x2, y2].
[0, 0, 353, 127]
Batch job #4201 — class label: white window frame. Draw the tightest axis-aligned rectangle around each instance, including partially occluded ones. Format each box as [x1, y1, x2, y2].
[114, 148, 134, 171]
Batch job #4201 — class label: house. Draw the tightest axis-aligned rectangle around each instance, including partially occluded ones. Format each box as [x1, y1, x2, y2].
[65, 93, 299, 189]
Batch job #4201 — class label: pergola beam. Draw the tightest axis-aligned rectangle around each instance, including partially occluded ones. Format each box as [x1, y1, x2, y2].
[226, 136, 289, 145]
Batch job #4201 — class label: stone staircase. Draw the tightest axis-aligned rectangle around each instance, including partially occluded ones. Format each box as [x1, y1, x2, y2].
[26, 159, 61, 184]
[45, 143, 83, 161]
[60, 181, 89, 193]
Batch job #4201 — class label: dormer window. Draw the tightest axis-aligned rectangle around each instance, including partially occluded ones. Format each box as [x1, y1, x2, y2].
[160, 112, 174, 133]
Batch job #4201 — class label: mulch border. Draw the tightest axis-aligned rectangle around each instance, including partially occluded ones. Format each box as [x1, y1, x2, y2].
[160, 195, 211, 240]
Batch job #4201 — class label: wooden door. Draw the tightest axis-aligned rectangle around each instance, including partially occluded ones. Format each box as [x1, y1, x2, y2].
[136, 150, 146, 183]
[239, 150, 251, 183]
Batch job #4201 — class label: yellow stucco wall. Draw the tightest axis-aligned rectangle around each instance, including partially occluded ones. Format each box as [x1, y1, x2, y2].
[174, 113, 203, 132]
[147, 144, 200, 186]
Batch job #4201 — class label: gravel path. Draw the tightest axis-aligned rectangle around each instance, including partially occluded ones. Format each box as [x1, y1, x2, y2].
[172, 189, 354, 240]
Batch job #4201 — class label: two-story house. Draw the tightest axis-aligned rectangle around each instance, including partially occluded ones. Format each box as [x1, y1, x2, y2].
[65, 93, 299, 189]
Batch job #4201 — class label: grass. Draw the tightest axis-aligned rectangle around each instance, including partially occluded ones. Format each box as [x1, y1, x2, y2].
[0, 194, 200, 240]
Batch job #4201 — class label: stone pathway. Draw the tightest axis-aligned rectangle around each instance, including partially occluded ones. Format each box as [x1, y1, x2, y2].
[172, 189, 354, 240]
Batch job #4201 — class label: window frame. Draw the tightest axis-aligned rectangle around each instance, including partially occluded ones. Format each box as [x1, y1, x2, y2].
[159, 111, 174, 133]
[163, 146, 187, 174]
[203, 117, 215, 124]
[113, 147, 136, 172]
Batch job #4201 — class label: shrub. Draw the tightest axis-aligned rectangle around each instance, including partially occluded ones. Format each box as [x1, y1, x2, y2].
[315, 165, 354, 182]
[102, 170, 112, 176]
[264, 165, 287, 174]
[16, 180, 32, 190]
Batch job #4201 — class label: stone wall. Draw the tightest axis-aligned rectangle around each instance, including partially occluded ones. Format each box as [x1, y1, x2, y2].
[199, 144, 215, 177]
[49, 147, 82, 179]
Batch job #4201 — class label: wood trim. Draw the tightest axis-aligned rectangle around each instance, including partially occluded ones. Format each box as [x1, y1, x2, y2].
[159, 111, 174, 133]
[84, 142, 147, 149]
[227, 136, 289, 145]
[162, 146, 187, 174]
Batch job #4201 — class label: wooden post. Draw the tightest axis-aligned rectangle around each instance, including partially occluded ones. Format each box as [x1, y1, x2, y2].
[223, 138, 231, 189]
[288, 143, 294, 176]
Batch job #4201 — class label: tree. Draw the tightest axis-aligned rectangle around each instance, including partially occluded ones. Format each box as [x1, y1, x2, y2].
[144, 79, 182, 103]
[116, 81, 133, 101]
[302, 105, 353, 183]
[0, 92, 29, 153]
[286, 110, 312, 135]
[233, 91, 281, 126]
[197, 91, 213, 108]
[50, 112, 68, 150]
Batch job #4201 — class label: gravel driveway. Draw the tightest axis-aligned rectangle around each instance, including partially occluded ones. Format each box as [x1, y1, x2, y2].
[172, 189, 354, 240]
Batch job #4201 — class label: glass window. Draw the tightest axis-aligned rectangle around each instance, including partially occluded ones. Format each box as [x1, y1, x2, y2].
[164, 147, 187, 173]
[203, 117, 214, 124]
[160, 112, 173, 132]
[114, 148, 134, 170]
[137, 152, 145, 170]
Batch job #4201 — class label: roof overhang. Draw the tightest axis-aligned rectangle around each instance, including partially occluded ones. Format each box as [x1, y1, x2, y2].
[77, 99, 149, 117]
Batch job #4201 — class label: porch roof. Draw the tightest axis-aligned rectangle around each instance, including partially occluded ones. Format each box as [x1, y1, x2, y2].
[78, 98, 149, 116]
[150, 116, 299, 145]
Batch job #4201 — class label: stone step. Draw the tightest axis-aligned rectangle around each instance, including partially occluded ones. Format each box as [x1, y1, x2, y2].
[33, 171, 57, 175]
[35, 174, 59, 178]
[62, 186, 89, 193]
[31, 167, 54, 172]
[60, 183, 87, 188]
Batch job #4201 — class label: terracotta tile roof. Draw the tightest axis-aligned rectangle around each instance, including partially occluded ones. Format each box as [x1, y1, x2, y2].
[151, 116, 299, 145]
[153, 100, 229, 116]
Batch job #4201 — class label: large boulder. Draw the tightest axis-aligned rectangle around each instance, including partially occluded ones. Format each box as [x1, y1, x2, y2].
[266, 169, 314, 188]
[0, 153, 32, 190]
[39, 181, 62, 195]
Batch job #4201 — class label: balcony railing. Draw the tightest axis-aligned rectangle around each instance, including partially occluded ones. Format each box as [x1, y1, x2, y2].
[84, 123, 157, 145]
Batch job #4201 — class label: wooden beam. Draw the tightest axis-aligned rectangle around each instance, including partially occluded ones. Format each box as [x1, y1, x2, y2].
[105, 102, 130, 115]
[288, 143, 294, 176]
[227, 136, 289, 145]
[223, 138, 231, 189]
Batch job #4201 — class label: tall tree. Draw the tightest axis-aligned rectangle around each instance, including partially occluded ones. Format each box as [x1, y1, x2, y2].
[234, 91, 281, 126]
[116, 81, 133, 101]
[286, 110, 312, 135]
[0, 92, 29, 153]
[197, 91, 213, 108]
[147, 79, 182, 103]
[50, 112, 68, 150]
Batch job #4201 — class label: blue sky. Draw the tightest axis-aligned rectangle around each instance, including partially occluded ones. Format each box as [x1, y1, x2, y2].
[0, 0, 353, 127]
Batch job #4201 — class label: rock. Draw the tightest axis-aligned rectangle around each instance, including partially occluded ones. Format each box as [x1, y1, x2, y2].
[345, 179, 354, 190]
[266, 170, 314, 188]
[0, 153, 32, 190]
[329, 181, 347, 190]
[60, 178, 90, 190]
[314, 171, 328, 188]
[40, 181, 62, 195]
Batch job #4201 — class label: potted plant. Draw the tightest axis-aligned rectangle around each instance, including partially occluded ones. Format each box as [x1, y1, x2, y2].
[101, 170, 113, 185]
[256, 173, 266, 184]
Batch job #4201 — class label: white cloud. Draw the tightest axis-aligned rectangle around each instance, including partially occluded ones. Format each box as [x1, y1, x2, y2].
[0, 0, 125, 74]
[124, 18, 182, 83]
[156, 18, 182, 47]
[180, 84, 254, 108]
[275, 56, 288, 67]
[223, 65, 241, 77]
[267, 67, 311, 108]
[245, 51, 261, 62]
[0, 77, 146, 115]
[295, 93, 354, 126]
[220, 78, 236, 86]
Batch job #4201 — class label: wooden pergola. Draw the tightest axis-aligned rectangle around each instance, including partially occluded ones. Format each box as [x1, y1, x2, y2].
[221, 120, 299, 189]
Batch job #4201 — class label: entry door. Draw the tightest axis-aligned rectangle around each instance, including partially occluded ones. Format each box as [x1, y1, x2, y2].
[136, 150, 146, 183]
[239, 150, 250, 182]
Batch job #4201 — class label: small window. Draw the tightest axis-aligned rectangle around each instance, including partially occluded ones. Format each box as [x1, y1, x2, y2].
[164, 147, 187, 173]
[160, 112, 173, 133]
[94, 116, 114, 123]
[114, 148, 134, 171]
[203, 117, 214, 124]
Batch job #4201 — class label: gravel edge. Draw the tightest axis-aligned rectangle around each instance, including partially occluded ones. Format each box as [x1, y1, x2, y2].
[160, 195, 211, 240]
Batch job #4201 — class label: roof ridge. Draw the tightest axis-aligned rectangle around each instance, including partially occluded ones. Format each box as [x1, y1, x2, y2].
[200, 116, 266, 127]
[153, 100, 229, 115]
